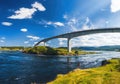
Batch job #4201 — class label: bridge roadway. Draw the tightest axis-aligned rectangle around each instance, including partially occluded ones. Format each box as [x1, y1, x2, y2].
[34, 28, 120, 52]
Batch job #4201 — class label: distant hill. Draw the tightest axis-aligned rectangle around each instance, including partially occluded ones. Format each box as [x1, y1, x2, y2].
[73, 45, 120, 51]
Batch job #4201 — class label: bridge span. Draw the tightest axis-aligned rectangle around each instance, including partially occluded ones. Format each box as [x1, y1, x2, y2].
[34, 28, 120, 52]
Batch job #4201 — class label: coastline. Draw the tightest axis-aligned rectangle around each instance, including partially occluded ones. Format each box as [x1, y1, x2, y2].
[48, 58, 120, 84]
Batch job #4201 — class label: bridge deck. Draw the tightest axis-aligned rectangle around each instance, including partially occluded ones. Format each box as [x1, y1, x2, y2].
[34, 28, 120, 46]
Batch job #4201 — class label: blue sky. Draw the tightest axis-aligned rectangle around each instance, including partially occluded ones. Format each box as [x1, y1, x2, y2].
[1, 0, 120, 47]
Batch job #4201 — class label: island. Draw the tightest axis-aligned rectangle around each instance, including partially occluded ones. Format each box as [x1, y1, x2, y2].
[22, 46, 96, 56]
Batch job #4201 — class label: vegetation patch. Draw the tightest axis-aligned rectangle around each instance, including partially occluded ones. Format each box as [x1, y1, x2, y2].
[23, 46, 96, 56]
[0, 46, 24, 51]
[48, 58, 120, 84]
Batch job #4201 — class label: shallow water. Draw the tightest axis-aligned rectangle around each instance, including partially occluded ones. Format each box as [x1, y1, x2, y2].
[0, 51, 120, 84]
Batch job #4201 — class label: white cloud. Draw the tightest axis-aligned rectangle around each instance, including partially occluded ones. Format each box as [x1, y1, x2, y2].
[20, 28, 28, 32]
[8, 2, 46, 19]
[81, 25, 90, 30]
[24, 41, 29, 44]
[81, 18, 94, 30]
[67, 18, 77, 26]
[0, 37, 6, 43]
[67, 18, 79, 31]
[46, 21, 52, 25]
[0, 40, 4, 43]
[111, 0, 120, 13]
[1, 22, 12, 26]
[27, 35, 40, 41]
[8, 7, 37, 19]
[86, 17, 90, 24]
[71, 18, 77, 24]
[32, 2, 46, 11]
[39, 42, 45, 45]
[58, 38, 67, 46]
[63, 14, 68, 19]
[66, 17, 94, 32]
[43, 21, 64, 27]
[54, 22, 64, 27]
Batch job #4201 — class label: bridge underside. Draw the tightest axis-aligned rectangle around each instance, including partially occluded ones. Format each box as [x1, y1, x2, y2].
[34, 28, 120, 52]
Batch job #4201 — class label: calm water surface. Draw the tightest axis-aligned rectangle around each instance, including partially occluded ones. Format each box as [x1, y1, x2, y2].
[0, 51, 120, 84]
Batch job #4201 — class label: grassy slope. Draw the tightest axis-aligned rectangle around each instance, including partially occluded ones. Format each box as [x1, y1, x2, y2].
[48, 59, 120, 84]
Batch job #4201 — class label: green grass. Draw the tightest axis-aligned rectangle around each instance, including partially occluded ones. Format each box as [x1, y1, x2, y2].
[48, 58, 120, 84]
[23, 46, 96, 55]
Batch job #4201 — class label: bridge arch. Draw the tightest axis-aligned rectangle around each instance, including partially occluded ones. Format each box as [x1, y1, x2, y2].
[34, 28, 120, 52]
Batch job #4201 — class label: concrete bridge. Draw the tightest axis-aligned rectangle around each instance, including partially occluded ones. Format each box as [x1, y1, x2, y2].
[34, 28, 120, 52]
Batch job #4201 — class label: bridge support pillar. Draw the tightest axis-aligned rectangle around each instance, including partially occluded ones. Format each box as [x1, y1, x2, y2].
[67, 38, 71, 52]
[42, 42, 46, 46]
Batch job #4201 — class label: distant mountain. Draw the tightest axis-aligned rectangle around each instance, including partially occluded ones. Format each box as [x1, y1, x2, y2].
[73, 45, 120, 51]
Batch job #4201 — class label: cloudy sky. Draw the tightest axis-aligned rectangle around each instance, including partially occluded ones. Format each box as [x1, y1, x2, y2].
[0, 0, 120, 47]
